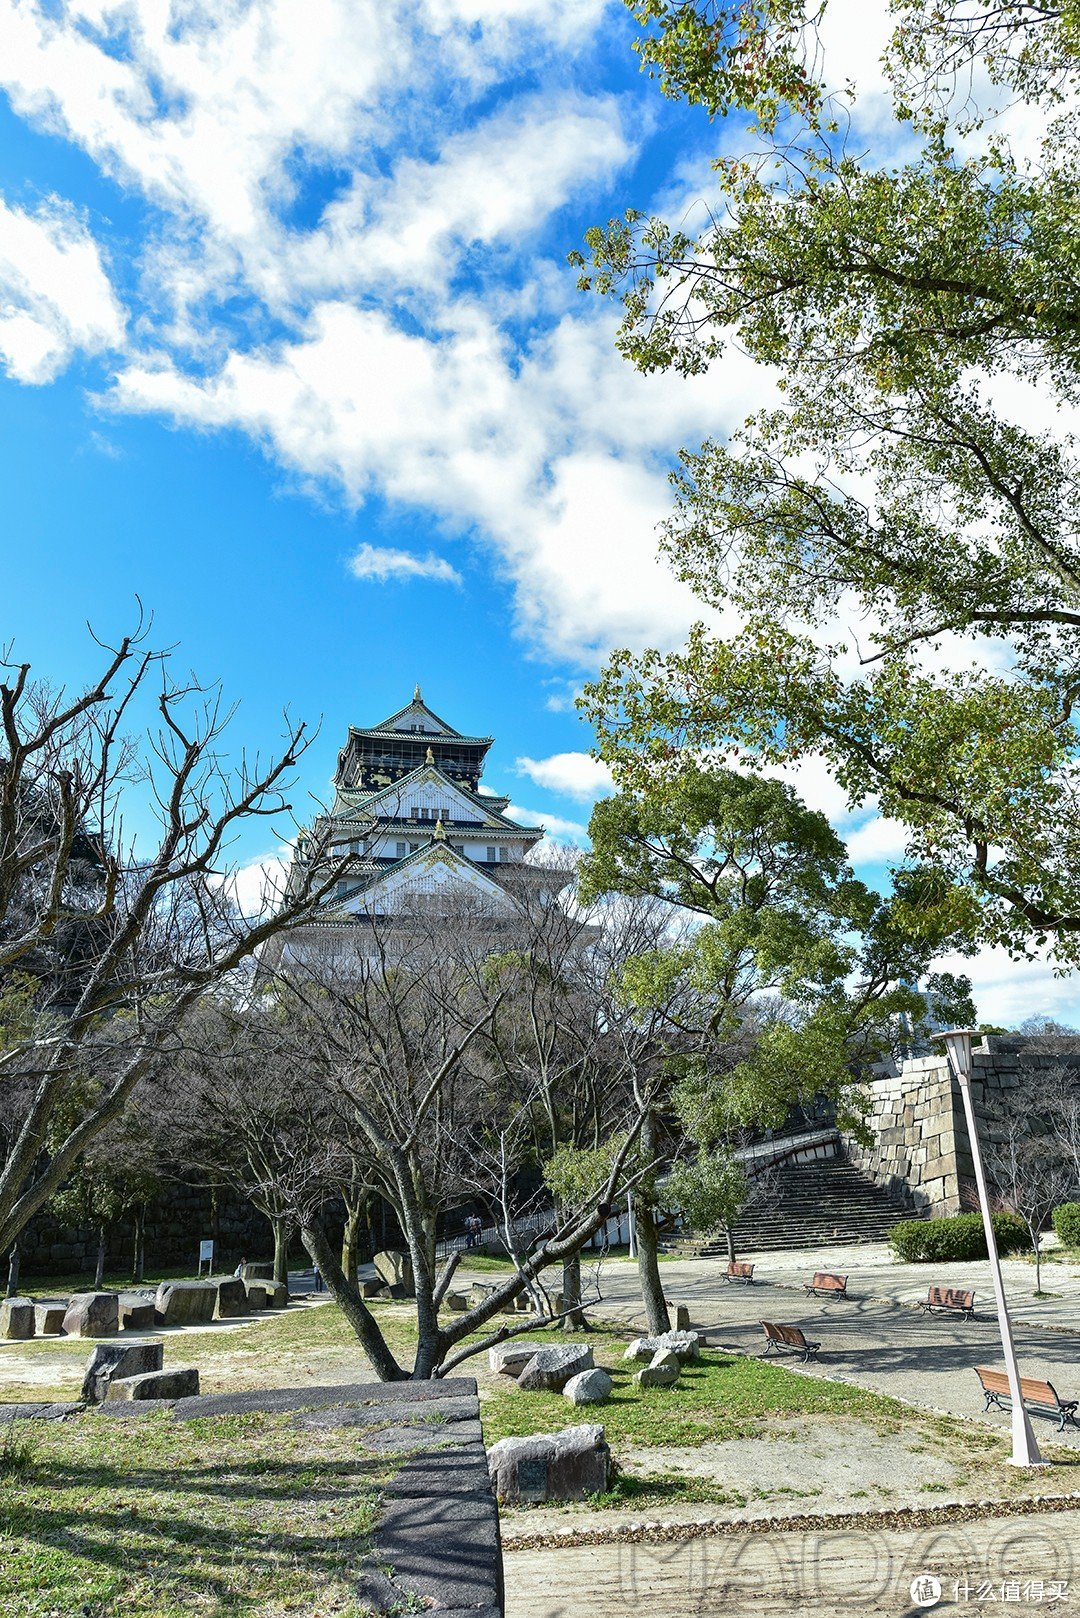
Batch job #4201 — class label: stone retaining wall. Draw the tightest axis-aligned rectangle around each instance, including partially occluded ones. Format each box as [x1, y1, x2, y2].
[847, 1035, 1080, 1216]
[17, 1181, 274, 1280]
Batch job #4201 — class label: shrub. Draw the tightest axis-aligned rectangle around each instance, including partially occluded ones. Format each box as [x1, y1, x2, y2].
[0, 1422, 37, 1479]
[1052, 1202, 1080, 1249]
[889, 1212, 1030, 1263]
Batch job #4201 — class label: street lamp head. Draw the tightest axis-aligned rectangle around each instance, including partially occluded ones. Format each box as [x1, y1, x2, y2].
[929, 1027, 982, 1079]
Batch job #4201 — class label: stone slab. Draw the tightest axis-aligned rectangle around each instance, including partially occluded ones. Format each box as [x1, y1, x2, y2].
[82, 1338, 164, 1404]
[366, 1492, 502, 1614]
[0, 1402, 82, 1423]
[105, 1367, 200, 1402]
[120, 1301, 157, 1331]
[33, 1303, 66, 1336]
[488, 1339, 549, 1376]
[214, 1277, 248, 1319]
[154, 1281, 216, 1326]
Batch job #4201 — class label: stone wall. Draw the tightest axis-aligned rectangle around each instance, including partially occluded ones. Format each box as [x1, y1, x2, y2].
[846, 1035, 1080, 1216]
[16, 1181, 278, 1280]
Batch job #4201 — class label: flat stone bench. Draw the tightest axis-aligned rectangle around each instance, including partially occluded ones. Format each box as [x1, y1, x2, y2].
[96, 1378, 504, 1613]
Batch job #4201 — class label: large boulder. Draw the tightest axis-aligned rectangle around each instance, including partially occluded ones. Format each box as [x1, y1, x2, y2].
[34, 1303, 67, 1336]
[0, 1297, 35, 1339]
[635, 1350, 681, 1390]
[488, 1340, 549, 1377]
[244, 1282, 268, 1311]
[488, 1424, 610, 1504]
[214, 1278, 248, 1319]
[517, 1344, 594, 1393]
[120, 1300, 157, 1331]
[373, 1249, 414, 1296]
[105, 1367, 200, 1402]
[445, 1290, 470, 1313]
[265, 1281, 289, 1309]
[623, 1331, 701, 1364]
[62, 1292, 119, 1339]
[563, 1368, 613, 1406]
[81, 1339, 164, 1404]
[154, 1281, 216, 1327]
[241, 1262, 274, 1281]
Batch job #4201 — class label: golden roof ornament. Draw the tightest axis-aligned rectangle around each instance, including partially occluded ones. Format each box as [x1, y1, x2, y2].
[434, 813, 446, 842]
[426, 745, 435, 765]
[414, 682, 422, 701]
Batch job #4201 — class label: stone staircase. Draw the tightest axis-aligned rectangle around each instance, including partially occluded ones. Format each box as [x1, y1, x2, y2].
[695, 1155, 920, 1256]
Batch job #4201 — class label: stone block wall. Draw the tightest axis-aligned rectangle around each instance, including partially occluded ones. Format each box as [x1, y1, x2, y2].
[16, 1182, 276, 1281]
[847, 1035, 1080, 1216]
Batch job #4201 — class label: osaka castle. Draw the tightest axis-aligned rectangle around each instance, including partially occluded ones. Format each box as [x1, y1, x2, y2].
[264, 688, 547, 971]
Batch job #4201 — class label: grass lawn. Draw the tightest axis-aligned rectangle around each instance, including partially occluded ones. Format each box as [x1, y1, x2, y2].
[0, 1408, 385, 1616]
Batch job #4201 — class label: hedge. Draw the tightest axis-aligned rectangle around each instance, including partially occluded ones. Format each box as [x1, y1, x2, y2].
[889, 1212, 1030, 1263]
[1052, 1202, 1080, 1249]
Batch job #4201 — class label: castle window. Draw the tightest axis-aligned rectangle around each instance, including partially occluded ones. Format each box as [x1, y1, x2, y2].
[395, 842, 407, 858]
[486, 846, 497, 862]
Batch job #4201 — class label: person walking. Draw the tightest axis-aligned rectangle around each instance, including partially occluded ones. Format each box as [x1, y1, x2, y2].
[233, 1256, 246, 1279]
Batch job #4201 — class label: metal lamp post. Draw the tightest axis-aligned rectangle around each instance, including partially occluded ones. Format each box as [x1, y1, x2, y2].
[930, 1029, 1046, 1467]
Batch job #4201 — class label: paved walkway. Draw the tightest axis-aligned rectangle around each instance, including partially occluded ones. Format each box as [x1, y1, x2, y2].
[592, 1239, 1080, 1332]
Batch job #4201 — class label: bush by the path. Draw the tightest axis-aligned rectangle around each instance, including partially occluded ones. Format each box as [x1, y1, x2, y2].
[890, 1212, 1029, 1263]
[1052, 1202, 1080, 1249]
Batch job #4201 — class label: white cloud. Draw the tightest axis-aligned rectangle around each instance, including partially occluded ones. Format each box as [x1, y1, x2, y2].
[930, 944, 1080, 1030]
[348, 543, 462, 586]
[506, 801, 588, 843]
[517, 752, 613, 803]
[0, 195, 123, 382]
[843, 813, 910, 865]
[223, 848, 290, 919]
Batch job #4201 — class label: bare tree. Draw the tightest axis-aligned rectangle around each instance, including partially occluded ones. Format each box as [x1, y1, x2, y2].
[986, 1070, 1080, 1294]
[0, 628, 353, 1257]
[234, 892, 655, 1381]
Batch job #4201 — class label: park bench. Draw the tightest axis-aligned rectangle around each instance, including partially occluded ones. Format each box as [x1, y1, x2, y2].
[805, 1272, 848, 1300]
[919, 1284, 976, 1319]
[759, 1321, 821, 1363]
[721, 1262, 756, 1284]
[975, 1367, 1079, 1433]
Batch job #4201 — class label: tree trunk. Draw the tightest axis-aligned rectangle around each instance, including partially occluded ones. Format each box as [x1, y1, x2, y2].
[341, 1199, 365, 1290]
[301, 1220, 406, 1382]
[132, 1205, 145, 1284]
[5, 1243, 19, 1299]
[635, 1200, 670, 1335]
[725, 1224, 737, 1264]
[94, 1224, 107, 1290]
[560, 1250, 588, 1330]
[272, 1216, 291, 1287]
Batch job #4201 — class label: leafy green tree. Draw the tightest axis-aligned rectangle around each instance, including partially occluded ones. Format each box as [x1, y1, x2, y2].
[577, 0, 1080, 964]
[579, 761, 972, 1320]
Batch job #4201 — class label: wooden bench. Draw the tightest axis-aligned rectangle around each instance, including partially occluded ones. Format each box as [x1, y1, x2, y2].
[721, 1262, 756, 1285]
[975, 1367, 1079, 1432]
[919, 1284, 975, 1319]
[805, 1272, 848, 1299]
[759, 1321, 821, 1362]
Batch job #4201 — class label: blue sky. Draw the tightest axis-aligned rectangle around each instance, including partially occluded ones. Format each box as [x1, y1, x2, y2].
[0, 0, 1074, 1025]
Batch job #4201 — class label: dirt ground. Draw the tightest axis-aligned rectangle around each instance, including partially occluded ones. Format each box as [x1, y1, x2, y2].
[503, 1506, 1080, 1617]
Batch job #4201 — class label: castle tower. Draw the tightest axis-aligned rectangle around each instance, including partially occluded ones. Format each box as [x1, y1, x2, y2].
[266, 689, 547, 971]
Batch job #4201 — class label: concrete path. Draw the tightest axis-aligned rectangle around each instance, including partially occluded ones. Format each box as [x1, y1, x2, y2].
[582, 1239, 1080, 1333]
[503, 1506, 1080, 1616]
